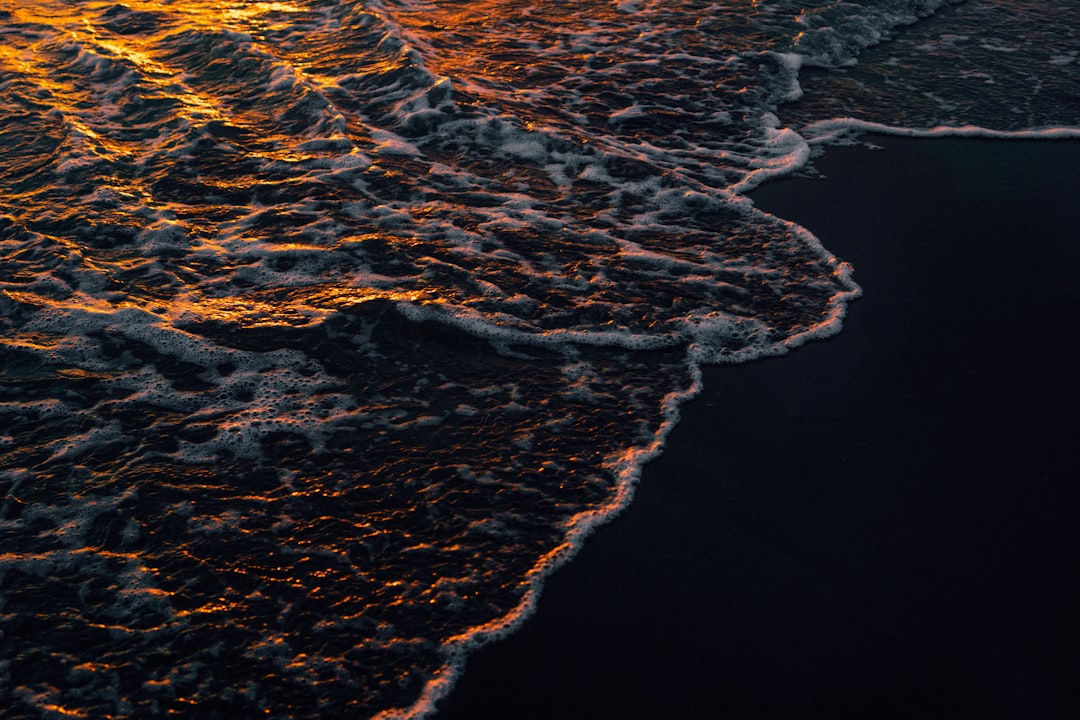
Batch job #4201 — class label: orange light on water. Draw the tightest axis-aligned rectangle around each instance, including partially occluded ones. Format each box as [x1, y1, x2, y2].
[37, 705, 86, 719]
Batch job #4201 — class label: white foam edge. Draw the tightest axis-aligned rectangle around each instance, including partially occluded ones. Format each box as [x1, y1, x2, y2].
[801, 118, 1080, 145]
[395, 291, 857, 366]
[726, 118, 813, 195]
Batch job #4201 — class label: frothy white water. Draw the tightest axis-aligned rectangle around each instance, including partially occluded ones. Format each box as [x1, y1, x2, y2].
[803, 119, 1080, 145]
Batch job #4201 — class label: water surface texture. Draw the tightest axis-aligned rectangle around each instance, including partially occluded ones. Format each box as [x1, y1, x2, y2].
[1, 1, 1076, 718]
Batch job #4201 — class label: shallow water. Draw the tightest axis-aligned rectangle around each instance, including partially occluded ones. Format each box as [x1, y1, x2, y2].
[0, 2, 1076, 718]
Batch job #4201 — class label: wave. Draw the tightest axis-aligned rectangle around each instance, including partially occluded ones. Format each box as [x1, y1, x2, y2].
[1, 2, 1077, 719]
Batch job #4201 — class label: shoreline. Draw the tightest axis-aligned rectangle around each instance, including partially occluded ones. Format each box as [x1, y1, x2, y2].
[432, 134, 1080, 719]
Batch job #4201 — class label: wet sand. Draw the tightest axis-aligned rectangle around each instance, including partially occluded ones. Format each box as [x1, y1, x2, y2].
[433, 136, 1080, 720]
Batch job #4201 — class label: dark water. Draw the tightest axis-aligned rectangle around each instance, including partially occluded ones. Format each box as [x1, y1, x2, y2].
[0, 1, 1076, 718]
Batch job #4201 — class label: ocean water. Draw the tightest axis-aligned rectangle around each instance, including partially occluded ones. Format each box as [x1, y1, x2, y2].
[0, 1, 1076, 718]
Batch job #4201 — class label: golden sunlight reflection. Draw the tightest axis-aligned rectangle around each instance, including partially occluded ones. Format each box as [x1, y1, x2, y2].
[0, 1, 344, 139]
[3, 1, 305, 30]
